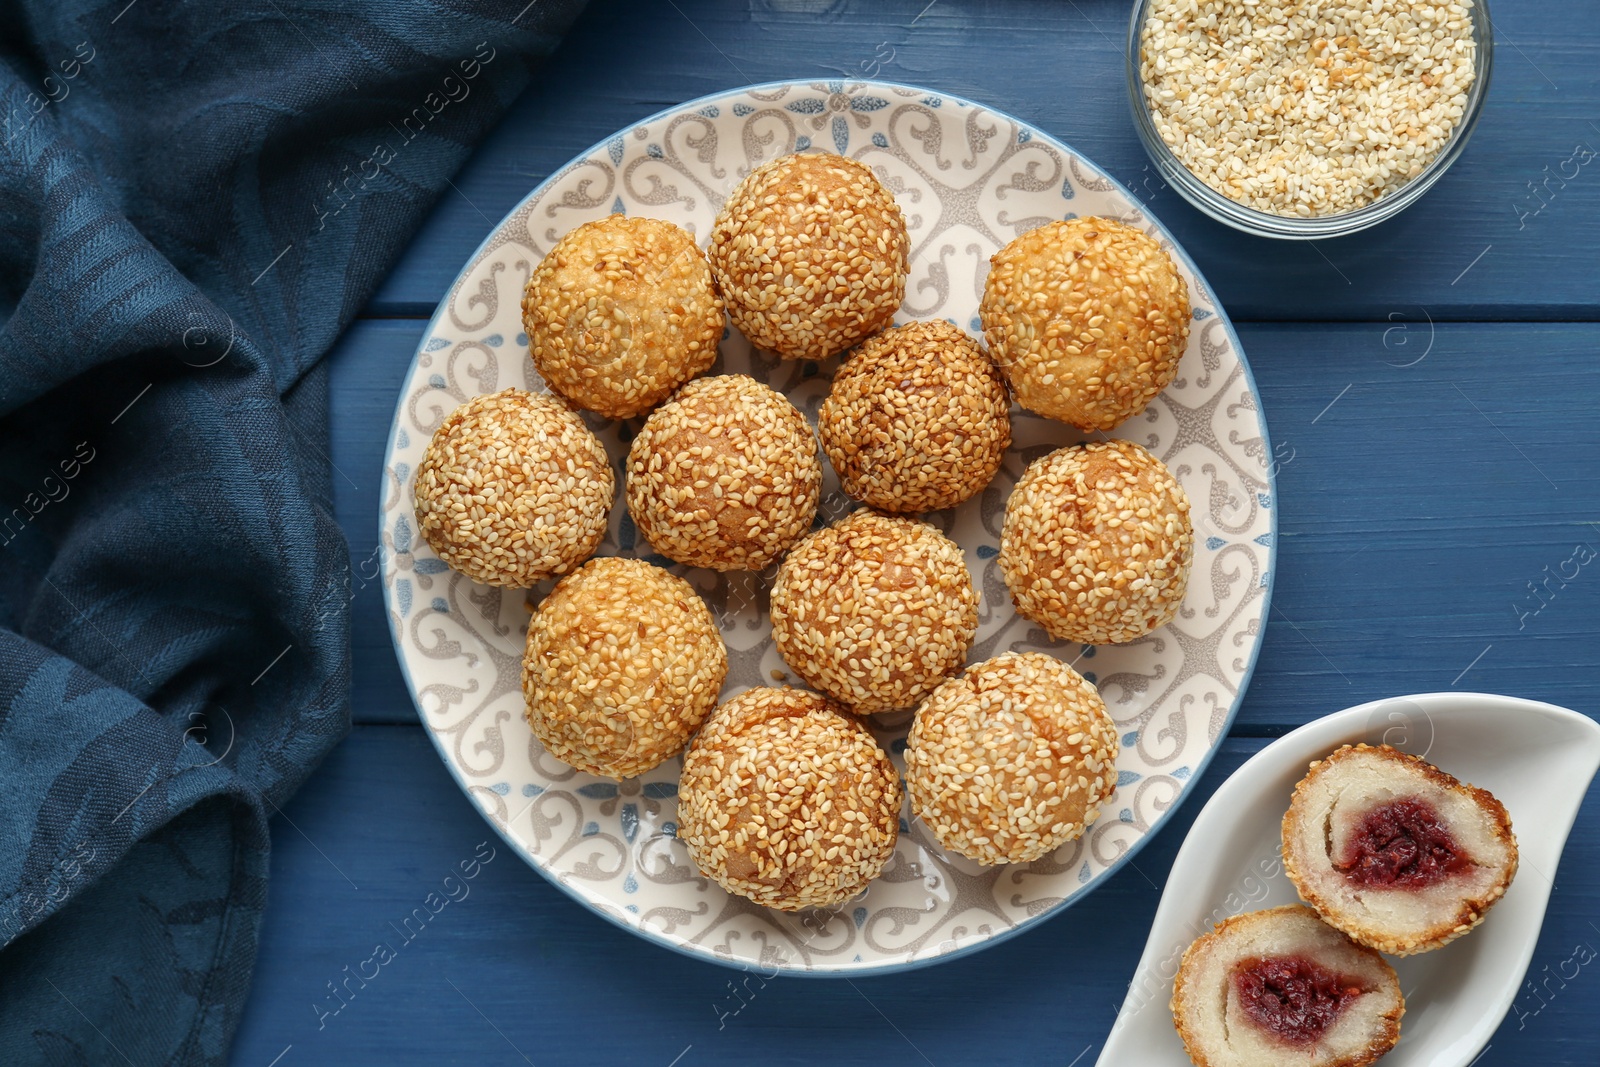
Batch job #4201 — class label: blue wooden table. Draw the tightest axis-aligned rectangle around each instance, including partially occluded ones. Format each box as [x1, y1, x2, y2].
[232, 2, 1600, 1064]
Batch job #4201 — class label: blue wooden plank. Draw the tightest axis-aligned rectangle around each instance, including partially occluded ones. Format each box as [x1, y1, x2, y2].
[325, 319, 421, 725]
[252, 4, 1600, 1062]
[360, 0, 1600, 323]
[1235, 322, 1600, 726]
[329, 319, 1600, 728]
[230, 725, 1600, 1066]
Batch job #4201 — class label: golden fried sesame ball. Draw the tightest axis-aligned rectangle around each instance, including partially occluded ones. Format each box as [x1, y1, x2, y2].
[904, 652, 1118, 865]
[980, 217, 1190, 431]
[414, 389, 614, 587]
[626, 374, 821, 571]
[677, 687, 902, 910]
[770, 510, 977, 713]
[1000, 439, 1192, 645]
[522, 215, 725, 420]
[709, 152, 909, 361]
[521, 557, 727, 779]
[818, 320, 1011, 513]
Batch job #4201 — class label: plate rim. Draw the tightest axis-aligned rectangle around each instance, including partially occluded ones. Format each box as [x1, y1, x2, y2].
[377, 77, 1279, 976]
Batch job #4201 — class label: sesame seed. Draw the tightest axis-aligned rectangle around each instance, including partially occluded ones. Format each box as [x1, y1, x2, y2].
[819, 320, 1012, 513]
[1000, 439, 1193, 645]
[523, 215, 725, 419]
[770, 510, 978, 713]
[903, 652, 1120, 865]
[1139, 0, 1478, 216]
[414, 388, 614, 587]
[980, 218, 1189, 432]
[709, 153, 909, 362]
[523, 557, 728, 779]
[626, 375, 822, 572]
[677, 687, 901, 911]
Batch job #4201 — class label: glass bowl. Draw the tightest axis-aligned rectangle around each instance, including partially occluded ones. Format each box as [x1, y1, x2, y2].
[1126, 0, 1494, 239]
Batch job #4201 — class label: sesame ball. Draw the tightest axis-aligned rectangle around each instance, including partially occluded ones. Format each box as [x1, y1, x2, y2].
[522, 215, 724, 420]
[980, 217, 1190, 431]
[677, 687, 902, 911]
[414, 389, 614, 587]
[626, 374, 821, 571]
[818, 320, 1011, 513]
[904, 652, 1119, 865]
[521, 556, 728, 779]
[709, 152, 909, 361]
[1000, 439, 1193, 645]
[770, 510, 977, 713]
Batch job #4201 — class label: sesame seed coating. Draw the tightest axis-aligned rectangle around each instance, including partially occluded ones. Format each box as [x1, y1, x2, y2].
[1000, 439, 1193, 645]
[819, 320, 1012, 513]
[709, 152, 909, 362]
[413, 388, 614, 587]
[769, 510, 978, 714]
[522, 215, 725, 420]
[903, 652, 1119, 865]
[677, 686, 902, 911]
[626, 374, 822, 572]
[980, 217, 1190, 432]
[522, 556, 728, 779]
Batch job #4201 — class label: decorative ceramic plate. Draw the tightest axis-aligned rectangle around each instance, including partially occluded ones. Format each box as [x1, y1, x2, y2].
[1099, 692, 1600, 1066]
[380, 80, 1276, 975]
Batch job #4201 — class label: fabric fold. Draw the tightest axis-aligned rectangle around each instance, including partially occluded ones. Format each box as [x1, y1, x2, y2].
[0, 2, 587, 1062]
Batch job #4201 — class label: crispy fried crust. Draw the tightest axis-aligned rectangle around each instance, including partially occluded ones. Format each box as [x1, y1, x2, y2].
[999, 439, 1193, 645]
[521, 557, 727, 778]
[709, 152, 909, 361]
[625, 374, 822, 571]
[980, 216, 1189, 432]
[903, 652, 1117, 865]
[818, 320, 1011, 513]
[1171, 905, 1403, 1067]
[770, 510, 977, 713]
[414, 389, 614, 587]
[1281, 744, 1518, 956]
[522, 215, 724, 420]
[677, 687, 902, 911]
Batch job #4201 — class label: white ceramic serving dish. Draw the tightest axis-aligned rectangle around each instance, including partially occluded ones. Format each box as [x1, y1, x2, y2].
[1099, 691, 1600, 1066]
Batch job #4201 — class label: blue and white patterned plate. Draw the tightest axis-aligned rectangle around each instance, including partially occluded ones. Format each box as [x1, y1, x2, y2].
[380, 80, 1276, 975]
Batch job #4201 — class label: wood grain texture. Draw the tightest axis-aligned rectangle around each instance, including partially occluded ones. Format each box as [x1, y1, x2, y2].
[360, 0, 1600, 322]
[240, 3, 1600, 1061]
[229, 727, 1600, 1066]
[329, 319, 1600, 728]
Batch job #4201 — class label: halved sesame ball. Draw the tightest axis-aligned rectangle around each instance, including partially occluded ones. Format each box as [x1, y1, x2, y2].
[770, 510, 977, 713]
[980, 217, 1190, 431]
[1172, 905, 1403, 1067]
[626, 374, 822, 572]
[1282, 744, 1518, 956]
[709, 152, 909, 361]
[414, 388, 614, 587]
[903, 651, 1119, 865]
[521, 556, 728, 779]
[1000, 438, 1192, 645]
[819, 320, 1011, 513]
[677, 686, 902, 911]
[522, 215, 725, 420]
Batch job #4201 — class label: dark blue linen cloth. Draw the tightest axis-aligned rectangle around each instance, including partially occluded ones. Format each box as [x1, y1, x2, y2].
[0, 2, 584, 1062]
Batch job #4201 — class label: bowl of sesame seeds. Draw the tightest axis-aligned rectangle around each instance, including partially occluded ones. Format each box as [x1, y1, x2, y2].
[1129, 0, 1493, 238]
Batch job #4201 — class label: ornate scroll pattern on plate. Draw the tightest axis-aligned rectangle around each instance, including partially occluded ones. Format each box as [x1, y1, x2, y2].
[382, 81, 1274, 974]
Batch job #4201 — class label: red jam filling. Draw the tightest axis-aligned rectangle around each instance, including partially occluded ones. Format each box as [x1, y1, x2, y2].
[1233, 955, 1365, 1046]
[1337, 796, 1469, 889]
